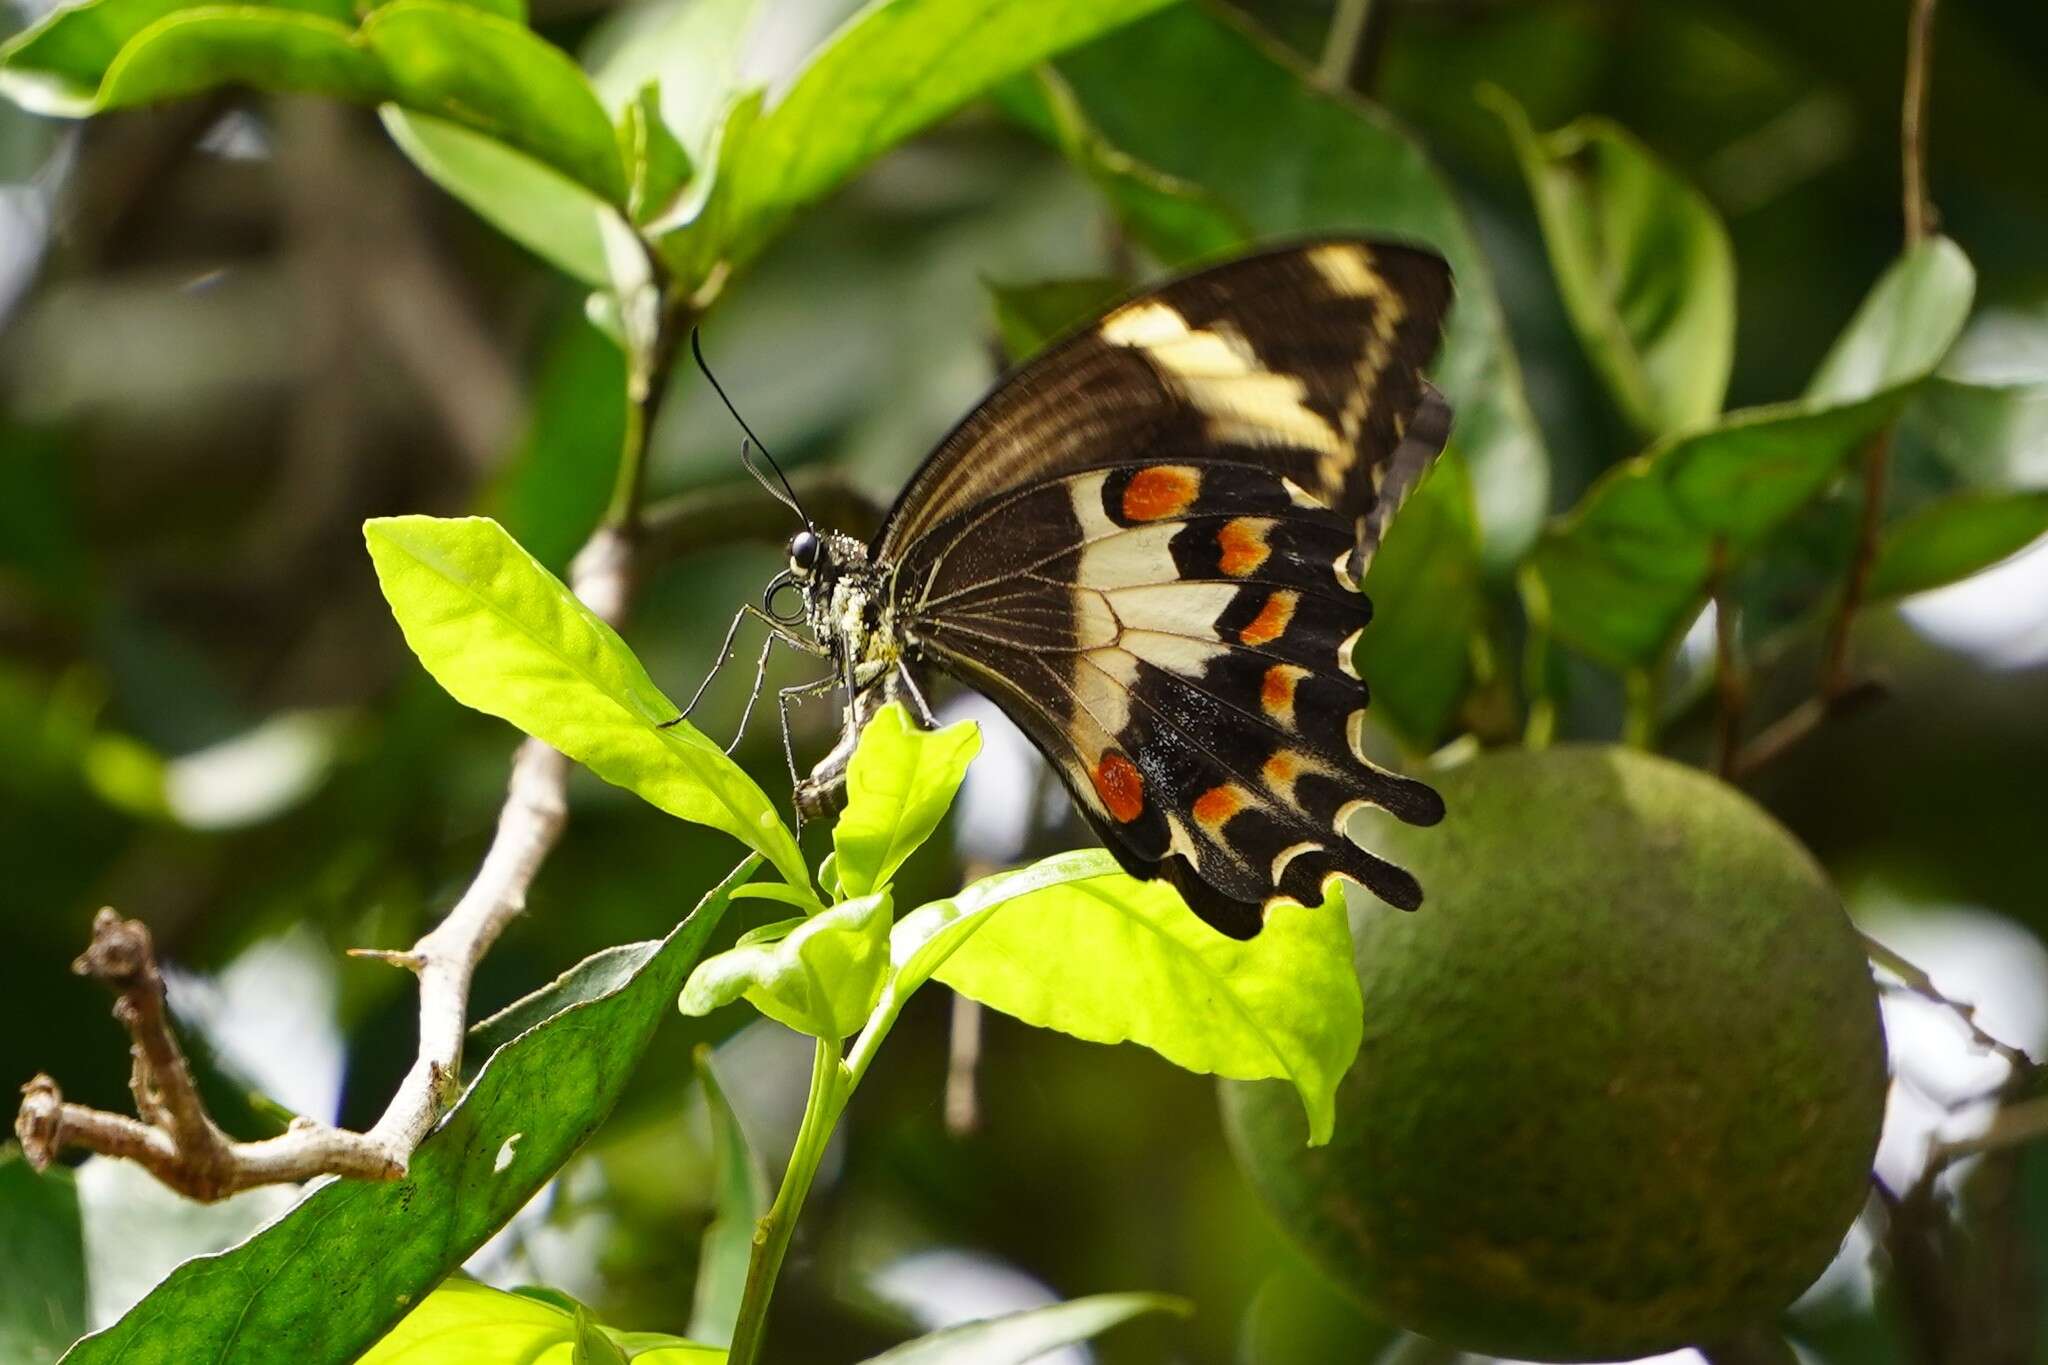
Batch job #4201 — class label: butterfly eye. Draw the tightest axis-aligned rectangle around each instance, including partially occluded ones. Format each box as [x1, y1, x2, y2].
[788, 530, 822, 578]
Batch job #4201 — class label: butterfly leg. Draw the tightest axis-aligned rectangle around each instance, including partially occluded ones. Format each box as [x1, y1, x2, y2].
[777, 673, 838, 834]
[894, 660, 939, 729]
[661, 604, 823, 734]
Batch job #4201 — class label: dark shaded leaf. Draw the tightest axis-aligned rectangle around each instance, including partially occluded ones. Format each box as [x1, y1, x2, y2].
[685, 1050, 769, 1347]
[986, 276, 1130, 363]
[0, 1152, 85, 1365]
[1355, 451, 1485, 748]
[1039, 2, 1549, 566]
[1867, 491, 2048, 601]
[64, 860, 755, 1365]
[1486, 87, 1734, 438]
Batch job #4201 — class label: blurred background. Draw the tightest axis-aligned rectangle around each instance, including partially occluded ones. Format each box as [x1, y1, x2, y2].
[2, 0, 2046, 1360]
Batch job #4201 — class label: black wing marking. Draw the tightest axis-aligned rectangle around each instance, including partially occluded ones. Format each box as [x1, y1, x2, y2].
[897, 460, 1440, 939]
[873, 238, 1453, 573]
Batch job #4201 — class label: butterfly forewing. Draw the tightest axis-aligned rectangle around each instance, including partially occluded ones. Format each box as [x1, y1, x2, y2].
[867, 239, 1453, 939]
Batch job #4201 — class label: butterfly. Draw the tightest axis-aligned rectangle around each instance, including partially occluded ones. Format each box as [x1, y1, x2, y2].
[688, 238, 1454, 939]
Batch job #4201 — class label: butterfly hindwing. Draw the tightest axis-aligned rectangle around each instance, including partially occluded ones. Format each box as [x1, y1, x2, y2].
[897, 456, 1443, 939]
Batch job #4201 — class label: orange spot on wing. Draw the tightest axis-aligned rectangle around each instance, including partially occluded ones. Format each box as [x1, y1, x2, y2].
[1261, 664, 1303, 718]
[1122, 466, 1199, 522]
[1092, 752, 1146, 824]
[1239, 592, 1298, 647]
[1263, 751, 1302, 787]
[1192, 784, 1246, 830]
[1218, 518, 1271, 576]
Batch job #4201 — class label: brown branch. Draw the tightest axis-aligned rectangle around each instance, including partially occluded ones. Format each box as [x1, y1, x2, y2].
[1902, 0, 1940, 246]
[1865, 933, 2039, 1083]
[1709, 541, 1746, 778]
[16, 911, 402, 1201]
[16, 435, 646, 1199]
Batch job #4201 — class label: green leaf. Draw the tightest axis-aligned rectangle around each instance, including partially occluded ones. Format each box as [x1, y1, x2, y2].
[1901, 377, 2048, 492]
[1806, 236, 1976, 407]
[620, 82, 692, 227]
[67, 861, 754, 1365]
[931, 853, 1362, 1144]
[1531, 239, 1978, 671]
[986, 275, 1130, 363]
[382, 108, 618, 287]
[887, 849, 1123, 1003]
[468, 940, 661, 1061]
[583, 0, 757, 168]
[859, 1292, 1189, 1363]
[356, 1279, 723, 1364]
[363, 515, 806, 889]
[682, 0, 1181, 281]
[360, 1, 628, 204]
[832, 702, 980, 900]
[1485, 88, 1735, 438]
[1867, 490, 2048, 600]
[0, 1151, 86, 1364]
[3, 0, 630, 205]
[0, 0, 355, 113]
[680, 891, 893, 1039]
[1037, 3, 1548, 567]
[995, 66, 1249, 265]
[686, 1050, 770, 1348]
[1354, 452, 1484, 749]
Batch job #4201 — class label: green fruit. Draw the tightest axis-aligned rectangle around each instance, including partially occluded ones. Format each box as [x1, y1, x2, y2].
[1222, 745, 1886, 1362]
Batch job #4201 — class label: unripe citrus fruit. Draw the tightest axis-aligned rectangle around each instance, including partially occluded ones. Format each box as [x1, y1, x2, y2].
[1223, 745, 1886, 1361]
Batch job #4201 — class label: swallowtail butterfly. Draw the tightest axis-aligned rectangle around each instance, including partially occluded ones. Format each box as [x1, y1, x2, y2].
[701, 238, 1452, 939]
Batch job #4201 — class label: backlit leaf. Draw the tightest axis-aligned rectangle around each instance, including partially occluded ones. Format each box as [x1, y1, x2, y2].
[932, 855, 1362, 1144]
[832, 702, 980, 900]
[860, 1292, 1188, 1364]
[680, 891, 892, 1039]
[363, 516, 805, 888]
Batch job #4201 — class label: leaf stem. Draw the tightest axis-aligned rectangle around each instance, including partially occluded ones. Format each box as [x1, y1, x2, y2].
[1902, 0, 1939, 246]
[727, 1033, 851, 1365]
[1709, 539, 1745, 777]
[605, 283, 691, 534]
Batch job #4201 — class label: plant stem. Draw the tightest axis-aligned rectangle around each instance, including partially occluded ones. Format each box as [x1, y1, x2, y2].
[1709, 539, 1745, 777]
[1317, 0, 1381, 94]
[727, 1034, 850, 1365]
[1902, 0, 1939, 246]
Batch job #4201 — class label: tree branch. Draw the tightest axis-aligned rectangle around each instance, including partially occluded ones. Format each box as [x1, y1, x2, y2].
[1901, 0, 1940, 246]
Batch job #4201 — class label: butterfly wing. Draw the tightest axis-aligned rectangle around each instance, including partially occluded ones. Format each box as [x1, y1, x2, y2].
[875, 238, 1453, 576]
[877, 239, 1453, 937]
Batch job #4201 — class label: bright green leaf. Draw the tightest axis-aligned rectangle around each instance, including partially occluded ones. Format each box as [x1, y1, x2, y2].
[0, 0, 354, 113]
[1486, 88, 1735, 438]
[986, 275, 1129, 363]
[98, 9, 386, 107]
[361, 1, 628, 204]
[933, 857, 1362, 1144]
[363, 516, 805, 889]
[888, 849, 1125, 1004]
[356, 1279, 723, 1364]
[584, 0, 758, 167]
[468, 940, 660, 1061]
[67, 862, 753, 1365]
[860, 1292, 1189, 1363]
[1355, 452, 1484, 749]
[1806, 236, 1976, 407]
[687, 0, 1181, 281]
[1867, 490, 2048, 600]
[1039, 3, 1548, 566]
[687, 1050, 770, 1348]
[994, 66, 1249, 266]
[0, 1152, 86, 1364]
[381, 107, 618, 287]
[832, 702, 980, 900]
[680, 891, 893, 1038]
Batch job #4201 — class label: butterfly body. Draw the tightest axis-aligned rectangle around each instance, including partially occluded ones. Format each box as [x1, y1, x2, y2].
[767, 239, 1455, 939]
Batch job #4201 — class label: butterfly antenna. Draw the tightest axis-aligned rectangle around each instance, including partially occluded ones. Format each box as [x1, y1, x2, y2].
[692, 327, 810, 526]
